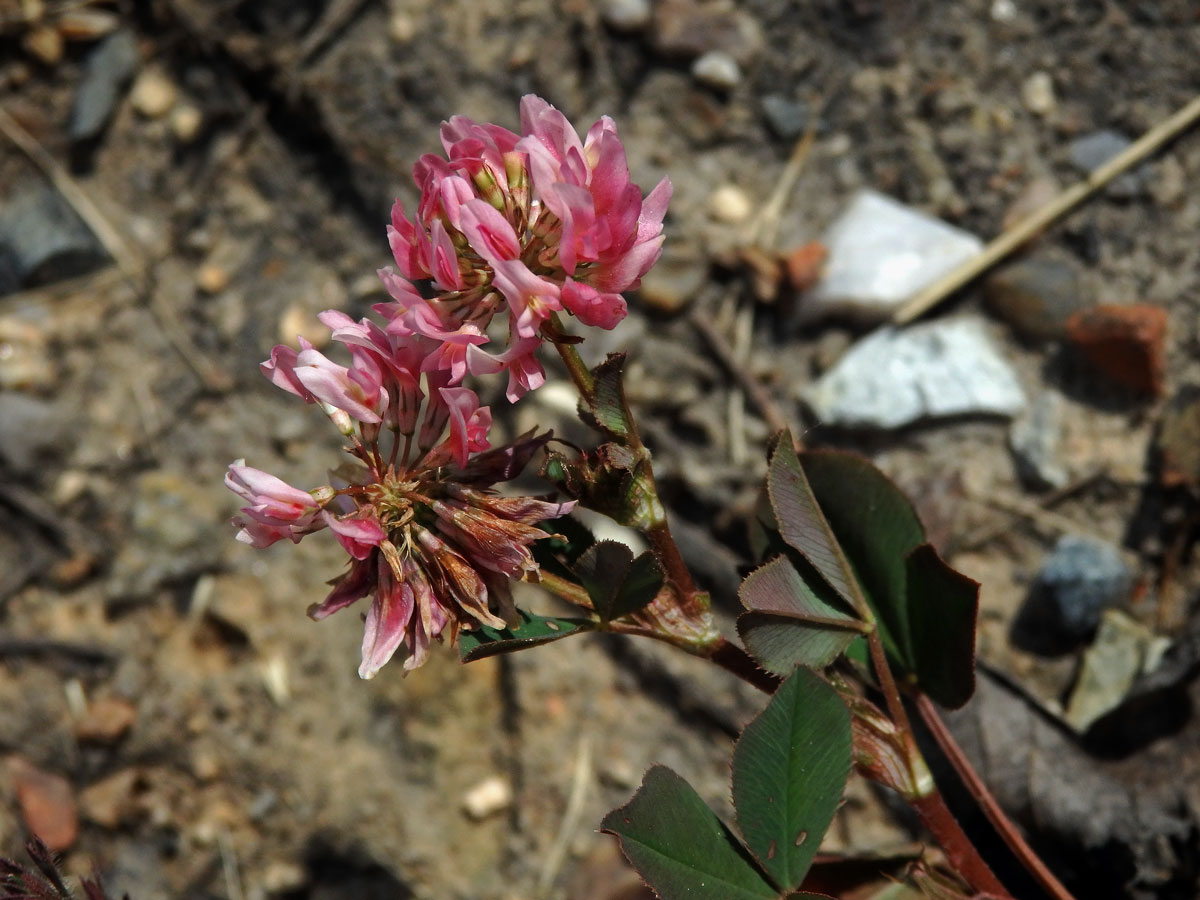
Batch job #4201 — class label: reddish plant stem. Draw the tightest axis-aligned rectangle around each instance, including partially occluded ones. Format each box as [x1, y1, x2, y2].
[866, 629, 917, 745]
[910, 791, 1012, 898]
[866, 630, 1012, 898]
[704, 636, 782, 694]
[914, 694, 1078, 900]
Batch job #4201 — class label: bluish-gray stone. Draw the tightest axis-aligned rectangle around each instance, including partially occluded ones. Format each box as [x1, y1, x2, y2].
[69, 29, 139, 142]
[1013, 535, 1133, 655]
[0, 186, 109, 293]
[1068, 130, 1148, 199]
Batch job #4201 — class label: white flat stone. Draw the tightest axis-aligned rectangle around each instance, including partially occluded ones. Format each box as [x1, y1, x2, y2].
[802, 317, 1026, 429]
[801, 189, 983, 322]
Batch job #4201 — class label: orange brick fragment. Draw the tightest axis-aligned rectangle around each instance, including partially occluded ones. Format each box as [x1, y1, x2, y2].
[1066, 304, 1167, 397]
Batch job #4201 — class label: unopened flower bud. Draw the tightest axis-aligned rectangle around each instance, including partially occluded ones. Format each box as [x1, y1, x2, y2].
[310, 485, 336, 505]
[321, 402, 356, 436]
[472, 167, 506, 212]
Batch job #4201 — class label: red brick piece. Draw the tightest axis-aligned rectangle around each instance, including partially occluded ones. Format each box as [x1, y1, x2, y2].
[1066, 303, 1167, 397]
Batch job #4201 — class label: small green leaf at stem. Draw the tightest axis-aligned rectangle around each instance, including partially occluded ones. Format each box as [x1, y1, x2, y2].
[575, 541, 665, 622]
[737, 555, 865, 672]
[731, 666, 853, 893]
[601, 766, 779, 900]
[458, 610, 593, 662]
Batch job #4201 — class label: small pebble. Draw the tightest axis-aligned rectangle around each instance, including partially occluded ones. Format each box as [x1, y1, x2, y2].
[8, 757, 79, 851]
[800, 189, 983, 322]
[1068, 130, 1148, 198]
[1009, 390, 1068, 491]
[600, 0, 652, 31]
[75, 697, 137, 744]
[990, 0, 1019, 22]
[22, 26, 64, 65]
[1064, 610, 1167, 733]
[652, 0, 763, 65]
[761, 94, 810, 140]
[1150, 156, 1185, 206]
[1014, 535, 1132, 654]
[69, 29, 139, 142]
[461, 775, 512, 821]
[0, 334, 58, 394]
[278, 302, 330, 347]
[1155, 386, 1200, 488]
[707, 184, 752, 223]
[691, 50, 741, 90]
[0, 186, 109, 293]
[196, 263, 229, 295]
[1021, 71, 1055, 116]
[784, 241, 828, 294]
[984, 256, 1089, 343]
[169, 103, 204, 143]
[56, 8, 121, 40]
[387, 10, 417, 42]
[1066, 303, 1167, 397]
[79, 768, 140, 829]
[130, 67, 177, 118]
[261, 860, 307, 893]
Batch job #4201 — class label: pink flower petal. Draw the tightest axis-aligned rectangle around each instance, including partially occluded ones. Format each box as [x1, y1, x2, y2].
[561, 279, 627, 329]
[323, 510, 386, 560]
[358, 562, 415, 679]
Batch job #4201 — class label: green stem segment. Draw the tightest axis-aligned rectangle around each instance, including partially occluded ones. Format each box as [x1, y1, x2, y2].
[549, 324, 715, 637]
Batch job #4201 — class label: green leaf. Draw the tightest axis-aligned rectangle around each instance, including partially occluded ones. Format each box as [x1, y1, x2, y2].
[601, 766, 778, 900]
[458, 610, 593, 662]
[738, 613, 860, 675]
[904, 544, 979, 709]
[799, 451, 926, 672]
[737, 556, 863, 672]
[767, 437, 860, 612]
[731, 667, 852, 892]
[575, 541, 665, 622]
[579, 353, 633, 439]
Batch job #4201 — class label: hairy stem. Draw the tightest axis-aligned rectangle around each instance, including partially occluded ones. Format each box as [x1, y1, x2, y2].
[549, 322, 596, 403]
[703, 636, 782, 694]
[915, 694, 1077, 900]
[910, 791, 1012, 898]
[865, 629, 1012, 897]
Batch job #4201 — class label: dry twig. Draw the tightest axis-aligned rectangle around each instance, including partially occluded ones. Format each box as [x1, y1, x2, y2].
[893, 93, 1200, 324]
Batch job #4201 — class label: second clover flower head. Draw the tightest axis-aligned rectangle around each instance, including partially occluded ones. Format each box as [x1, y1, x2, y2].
[381, 94, 671, 401]
[228, 308, 573, 679]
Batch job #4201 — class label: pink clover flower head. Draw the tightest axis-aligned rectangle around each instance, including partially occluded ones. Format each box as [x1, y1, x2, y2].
[379, 94, 670, 399]
[228, 310, 574, 678]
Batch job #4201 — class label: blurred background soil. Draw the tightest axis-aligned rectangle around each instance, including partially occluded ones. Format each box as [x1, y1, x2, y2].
[1, 1, 1200, 898]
